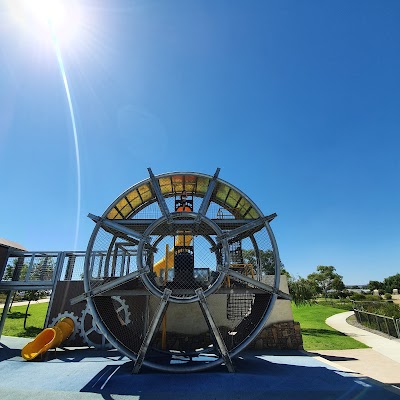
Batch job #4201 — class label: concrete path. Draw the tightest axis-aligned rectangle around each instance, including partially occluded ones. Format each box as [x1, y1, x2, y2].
[310, 311, 400, 386]
[326, 311, 400, 363]
[0, 298, 50, 309]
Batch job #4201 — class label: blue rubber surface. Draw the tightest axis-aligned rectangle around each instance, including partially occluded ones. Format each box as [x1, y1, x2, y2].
[0, 337, 399, 400]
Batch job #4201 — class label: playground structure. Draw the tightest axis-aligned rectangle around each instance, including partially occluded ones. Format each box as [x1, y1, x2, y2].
[0, 169, 292, 372]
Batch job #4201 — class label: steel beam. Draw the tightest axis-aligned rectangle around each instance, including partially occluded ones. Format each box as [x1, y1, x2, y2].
[133, 288, 172, 373]
[218, 214, 276, 242]
[223, 268, 291, 300]
[195, 168, 220, 223]
[70, 267, 148, 305]
[0, 290, 14, 339]
[196, 288, 235, 372]
[147, 168, 172, 222]
[89, 214, 148, 243]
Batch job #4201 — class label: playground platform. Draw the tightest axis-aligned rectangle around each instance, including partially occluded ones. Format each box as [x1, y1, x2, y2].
[1, 334, 399, 400]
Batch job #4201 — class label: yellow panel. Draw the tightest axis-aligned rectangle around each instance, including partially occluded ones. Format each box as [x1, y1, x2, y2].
[116, 197, 128, 210]
[107, 209, 119, 219]
[225, 190, 241, 209]
[127, 190, 139, 203]
[246, 208, 259, 219]
[138, 184, 152, 201]
[171, 175, 183, 193]
[196, 177, 210, 195]
[130, 197, 144, 209]
[183, 175, 197, 192]
[158, 177, 172, 195]
[235, 197, 250, 216]
[120, 204, 132, 218]
[115, 198, 132, 218]
[112, 210, 123, 220]
[214, 183, 230, 202]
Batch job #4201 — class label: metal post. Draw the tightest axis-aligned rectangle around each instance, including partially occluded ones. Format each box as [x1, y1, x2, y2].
[196, 288, 235, 372]
[133, 288, 171, 374]
[0, 290, 13, 339]
[44, 252, 66, 328]
[384, 317, 390, 337]
[375, 314, 380, 331]
[161, 244, 169, 350]
[394, 317, 400, 339]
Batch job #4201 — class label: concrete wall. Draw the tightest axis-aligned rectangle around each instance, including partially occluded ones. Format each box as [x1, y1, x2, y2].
[263, 275, 293, 327]
[149, 275, 293, 335]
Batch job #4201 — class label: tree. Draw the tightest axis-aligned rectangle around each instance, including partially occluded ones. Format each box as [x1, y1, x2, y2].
[368, 280, 384, 292]
[242, 249, 289, 275]
[288, 276, 317, 306]
[4, 259, 28, 281]
[307, 265, 344, 300]
[382, 273, 400, 295]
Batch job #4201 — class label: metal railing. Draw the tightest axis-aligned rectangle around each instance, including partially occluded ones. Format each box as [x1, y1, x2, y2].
[0, 250, 86, 338]
[353, 308, 400, 339]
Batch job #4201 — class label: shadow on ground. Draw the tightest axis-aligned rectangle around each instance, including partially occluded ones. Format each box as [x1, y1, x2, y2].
[301, 328, 349, 337]
[79, 351, 400, 400]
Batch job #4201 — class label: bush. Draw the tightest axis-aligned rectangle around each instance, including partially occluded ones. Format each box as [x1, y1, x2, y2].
[384, 293, 392, 300]
[364, 294, 382, 302]
[350, 292, 366, 301]
[319, 300, 354, 311]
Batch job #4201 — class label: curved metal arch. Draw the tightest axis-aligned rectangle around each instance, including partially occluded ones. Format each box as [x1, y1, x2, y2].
[137, 212, 230, 303]
[102, 170, 266, 222]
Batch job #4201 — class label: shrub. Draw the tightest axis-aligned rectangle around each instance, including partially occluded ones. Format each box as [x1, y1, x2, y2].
[350, 292, 366, 301]
[384, 293, 392, 300]
[364, 294, 382, 302]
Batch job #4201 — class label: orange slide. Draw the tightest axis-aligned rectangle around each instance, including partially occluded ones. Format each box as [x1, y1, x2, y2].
[21, 317, 74, 361]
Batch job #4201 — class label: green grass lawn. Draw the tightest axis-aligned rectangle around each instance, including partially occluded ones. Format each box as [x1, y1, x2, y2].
[1, 302, 49, 337]
[292, 303, 369, 350]
[1, 300, 369, 351]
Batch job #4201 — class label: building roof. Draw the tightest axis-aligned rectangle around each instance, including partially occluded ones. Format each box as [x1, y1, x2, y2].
[0, 238, 27, 251]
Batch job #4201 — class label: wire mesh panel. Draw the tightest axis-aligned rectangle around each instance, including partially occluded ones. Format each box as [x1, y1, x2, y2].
[82, 170, 286, 372]
[1, 253, 59, 283]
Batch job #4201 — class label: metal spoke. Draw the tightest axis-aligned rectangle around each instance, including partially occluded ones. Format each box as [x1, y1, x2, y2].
[218, 214, 276, 243]
[147, 168, 171, 222]
[195, 168, 220, 223]
[133, 288, 172, 374]
[89, 214, 149, 243]
[70, 268, 148, 305]
[86, 326, 96, 335]
[223, 268, 291, 300]
[196, 288, 235, 372]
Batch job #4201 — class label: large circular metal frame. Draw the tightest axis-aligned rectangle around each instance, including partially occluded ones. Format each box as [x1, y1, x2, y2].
[138, 212, 229, 303]
[83, 169, 283, 373]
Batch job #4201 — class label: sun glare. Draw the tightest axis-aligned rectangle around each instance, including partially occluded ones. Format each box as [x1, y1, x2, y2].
[9, 0, 84, 47]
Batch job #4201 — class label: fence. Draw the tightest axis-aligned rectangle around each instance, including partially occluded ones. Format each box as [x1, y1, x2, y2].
[353, 307, 400, 339]
[0, 250, 86, 337]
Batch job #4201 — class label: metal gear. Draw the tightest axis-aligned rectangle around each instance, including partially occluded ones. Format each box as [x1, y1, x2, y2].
[79, 296, 131, 349]
[49, 311, 80, 341]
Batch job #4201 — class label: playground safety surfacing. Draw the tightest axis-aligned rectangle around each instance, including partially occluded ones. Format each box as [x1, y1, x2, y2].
[1, 337, 399, 400]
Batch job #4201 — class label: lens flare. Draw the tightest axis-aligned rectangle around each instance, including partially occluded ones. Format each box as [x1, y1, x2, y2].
[9, 0, 83, 47]
[8, 0, 83, 249]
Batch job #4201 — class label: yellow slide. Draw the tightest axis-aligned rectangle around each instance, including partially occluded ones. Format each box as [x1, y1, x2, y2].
[21, 317, 74, 361]
[153, 235, 192, 277]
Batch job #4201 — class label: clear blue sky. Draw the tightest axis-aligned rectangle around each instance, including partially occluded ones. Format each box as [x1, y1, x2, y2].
[1, 0, 399, 285]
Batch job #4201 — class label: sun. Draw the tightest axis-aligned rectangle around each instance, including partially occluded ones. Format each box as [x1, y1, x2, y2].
[8, 0, 84, 47]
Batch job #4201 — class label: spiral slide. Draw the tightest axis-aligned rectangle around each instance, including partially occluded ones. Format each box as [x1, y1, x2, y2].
[21, 317, 74, 361]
